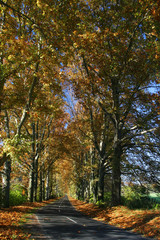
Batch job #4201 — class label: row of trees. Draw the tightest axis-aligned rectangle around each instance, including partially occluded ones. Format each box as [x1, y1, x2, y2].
[62, 0, 160, 204]
[0, 0, 160, 207]
[0, 0, 69, 206]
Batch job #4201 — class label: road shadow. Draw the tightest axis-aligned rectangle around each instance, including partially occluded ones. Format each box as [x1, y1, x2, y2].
[32, 196, 153, 240]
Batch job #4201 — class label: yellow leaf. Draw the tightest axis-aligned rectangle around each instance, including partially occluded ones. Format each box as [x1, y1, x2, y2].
[37, 0, 42, 8]
[8, 55, 14, 61]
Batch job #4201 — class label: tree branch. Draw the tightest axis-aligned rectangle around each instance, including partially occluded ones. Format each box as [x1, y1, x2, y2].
[0, 0, 35, 24]
[16, 61, 40, 136]
[98, 100, 115, 126]
[0, 153, 7, 167]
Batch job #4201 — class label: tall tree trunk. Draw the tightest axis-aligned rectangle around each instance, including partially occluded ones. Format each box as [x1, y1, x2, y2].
[2, 158, 11, 208]
[2, 110, 11, 208]
[34, 155, 39, 201]
[39, 168, 43, 202]
[112, 150, 121, 205]
[84, 152, 90, 201]
[0, 2, 7, 113]
[112, 128, 122, 206]
[111, 78, 122, 206]
[42, 175, 45, 201]
[98, 159, 105, 201]
[90, 147, 98, 203]
[81, 153, 85, 200]
[30, 167, 34, 202]
[34, 121, 39, 201]
[50, 167, 53, 198]
[45, 168, 50, 200]
[29, 122, 35, 202]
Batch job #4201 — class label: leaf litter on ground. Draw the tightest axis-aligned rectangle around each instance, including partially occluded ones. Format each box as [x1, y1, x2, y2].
[1, 197, 159, 239]
[69, 197, 160, 240]
[0, 199, 57, 240]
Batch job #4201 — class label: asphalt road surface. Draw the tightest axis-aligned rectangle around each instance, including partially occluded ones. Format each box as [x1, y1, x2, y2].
[35, 195, 152, 240]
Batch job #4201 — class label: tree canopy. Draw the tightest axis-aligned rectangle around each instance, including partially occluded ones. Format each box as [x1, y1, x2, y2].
[0, 0, 159, 207]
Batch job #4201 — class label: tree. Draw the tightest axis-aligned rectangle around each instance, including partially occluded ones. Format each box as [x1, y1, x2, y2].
[0, 0, 159, 207]
[66, 0, 160, 205]
[0, 0, 68, 206]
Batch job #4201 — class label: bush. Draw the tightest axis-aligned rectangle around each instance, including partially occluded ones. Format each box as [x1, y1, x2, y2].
[122, 185, 153, 209]
[96, 199, 104, 207]
[88, 194, 93, 203]
[104, 192, 112, 203]
[95, 192, 112, 207]
[9, 186, 27, 206]
[154, 203, 160, 210]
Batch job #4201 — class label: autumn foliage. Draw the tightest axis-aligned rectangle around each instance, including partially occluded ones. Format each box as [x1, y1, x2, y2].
[0, 0, 160, 229]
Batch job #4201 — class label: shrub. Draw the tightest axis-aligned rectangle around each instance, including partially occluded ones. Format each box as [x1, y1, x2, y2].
[104, 192, 112, 203]
[96, 199, 104, 207]
[95, 192, 112, 207]
[10, 189, 27, 206]
[88, 194, 94, 203]
[122, 185, 153, 209]
[154, 203, 160, 210]
[9, 185, 27, 206]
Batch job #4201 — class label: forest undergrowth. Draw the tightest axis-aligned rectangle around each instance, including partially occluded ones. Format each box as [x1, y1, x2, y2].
[69, 197, 160, 240]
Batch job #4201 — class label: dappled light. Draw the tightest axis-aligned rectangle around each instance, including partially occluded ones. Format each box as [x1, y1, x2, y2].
[0, 0, 160, 239]
[70, 197, 160, 239]
[0, 199, 57, 239]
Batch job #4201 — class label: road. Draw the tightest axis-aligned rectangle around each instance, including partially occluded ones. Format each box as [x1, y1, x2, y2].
[35, 195, 151, 240]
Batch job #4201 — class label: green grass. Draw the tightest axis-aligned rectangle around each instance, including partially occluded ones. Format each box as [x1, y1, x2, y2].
[149, 193, 160, 203]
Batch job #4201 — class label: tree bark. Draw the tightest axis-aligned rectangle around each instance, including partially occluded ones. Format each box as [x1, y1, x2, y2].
[34, 155, 39, 201]
[98, 159, 105, 201]
[45, 168, 50, 200]
[29, 122, 36, 202]
[34, 121, 39, 201]
[0, 1, 7, 113]
[42, 174, 45, 201]
[2, 110, 11, 208]
[111, 128, 122, 205]
[111, 150, 121, 205]
[0, 153, 7, 168]
[39, 168, 43, 202]
[2, 159, 11, 208]
[16, 58, 40, 137]
[90, 147, 98, 203]
[111, 77, 122, 205]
